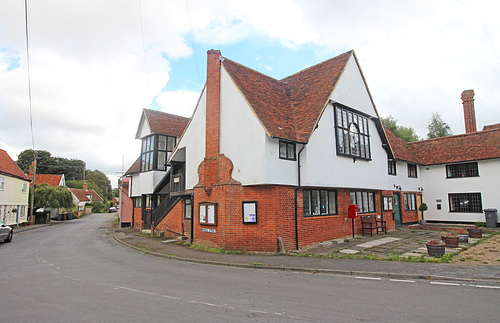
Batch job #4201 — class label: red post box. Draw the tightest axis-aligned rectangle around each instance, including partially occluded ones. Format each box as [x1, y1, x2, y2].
[348, 205, 358, 219]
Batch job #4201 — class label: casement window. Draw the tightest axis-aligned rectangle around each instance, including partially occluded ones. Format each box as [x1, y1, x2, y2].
[449, 193, 482, 213]
[141, 134, 176, 172]
[20, 206, 26, 218]
[383, 196, 394, 211]
[388, 161, 397, 175]
[184, 198, 192, 219]
[0, 177, 4, 190]
[134, 197, 142, 208]
[335, 105, 371, 159]
[446, 162, 479, 178]
[350, 191, 375, 213]
[303, 189, 337, 216]
[404, 193, 416, 211]
[279, 141, 296, 161]
[21, 182, 28, 193]
[407, 163, 417, 178]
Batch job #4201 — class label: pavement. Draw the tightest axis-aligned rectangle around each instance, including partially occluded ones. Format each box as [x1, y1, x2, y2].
[112, 224, 500, 283]
[12, 220, 500, 283]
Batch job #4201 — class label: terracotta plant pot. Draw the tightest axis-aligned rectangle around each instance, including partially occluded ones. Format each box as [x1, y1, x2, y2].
[467, 228, 482, 238]
[426, 243, 445, 256]
[444, 236, 459, 248]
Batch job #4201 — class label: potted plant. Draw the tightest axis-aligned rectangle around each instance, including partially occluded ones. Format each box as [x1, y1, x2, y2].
[419, 202, 428, 224]
[443, 234, 459, 248]
[426, 240, 445, 256]
[467, 225, 483, 238]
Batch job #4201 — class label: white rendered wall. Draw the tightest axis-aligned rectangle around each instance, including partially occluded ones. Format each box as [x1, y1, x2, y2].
[172, 90, 207, 190]
[0, 175, 29, 205]
[129, 171, 165, 196]
[129, 173, 141, 197]
[386, 161, 423, 193]
[137, 117, 151, 139]
[220, 67, 267, 185]
[421, 159, 500, 223]
[301, 103, 388, 189]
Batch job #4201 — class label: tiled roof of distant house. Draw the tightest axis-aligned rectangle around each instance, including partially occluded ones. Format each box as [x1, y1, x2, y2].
[144, 109, 190, 137]
[31, 174, 64, 187]
[483, 123, 500, 131]
[69, 188, 103, 202]
[0, 149, 30, 181]
[222, 51, 354, 143]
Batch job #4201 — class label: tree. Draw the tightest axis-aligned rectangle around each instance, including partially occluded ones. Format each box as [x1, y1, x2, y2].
[86, 169, 112, 201]
[33, 184, 73, 210]
[427, 112, 452, 139]
[16, 149, 85, 180]
[380, 115, 420, 143]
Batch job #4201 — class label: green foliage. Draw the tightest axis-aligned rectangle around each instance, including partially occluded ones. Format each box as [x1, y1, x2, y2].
[65, 180, 83, 189]
[112, 188, 119, 197]
[86, 170, 112, 201]
[34, 184, 73, 210]
[16, 149, 85, 180]
[427, 112, 452, 139]
[475, 222, 486, 227]
[87, 200, 108, 213]
[419, 203, 428, 212]
[380, 115, 420, 143]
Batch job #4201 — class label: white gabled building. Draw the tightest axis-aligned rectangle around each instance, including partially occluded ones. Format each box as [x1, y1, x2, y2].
[0, 149, 30, 226]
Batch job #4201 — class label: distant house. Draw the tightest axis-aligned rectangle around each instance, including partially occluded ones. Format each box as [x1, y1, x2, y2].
[0, 149, 30, 225]
[117, 176, 133, 227]
[69, 182, 104, 215]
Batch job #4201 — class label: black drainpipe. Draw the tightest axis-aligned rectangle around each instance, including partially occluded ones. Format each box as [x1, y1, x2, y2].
[294, 144, 305, 250]
[190, 193, 194, 244]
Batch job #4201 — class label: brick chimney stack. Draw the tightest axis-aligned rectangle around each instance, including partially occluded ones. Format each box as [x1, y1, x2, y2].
[461, 89, 476, 134]
[206, 49, 221, 157]
[83, 181, 88, 190]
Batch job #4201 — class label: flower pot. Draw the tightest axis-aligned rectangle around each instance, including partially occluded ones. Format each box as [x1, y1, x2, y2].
[458, 234, 468, 243]
[426, 243, 445, 256]
[467, 228, 482, 238]
[444, 236, 459, 248]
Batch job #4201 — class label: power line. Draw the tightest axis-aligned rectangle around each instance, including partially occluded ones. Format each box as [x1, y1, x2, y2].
[24, 0, 35, 149]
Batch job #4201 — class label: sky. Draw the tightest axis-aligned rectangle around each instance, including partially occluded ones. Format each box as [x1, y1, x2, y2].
[1, 0, 499, 188]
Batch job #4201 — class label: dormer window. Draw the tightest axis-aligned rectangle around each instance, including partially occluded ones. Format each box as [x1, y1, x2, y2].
[335, 105, 371, 160]
[141, 134, 177, 171]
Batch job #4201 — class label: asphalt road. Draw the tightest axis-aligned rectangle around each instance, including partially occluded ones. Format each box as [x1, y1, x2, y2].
[1, 213, 499, 322]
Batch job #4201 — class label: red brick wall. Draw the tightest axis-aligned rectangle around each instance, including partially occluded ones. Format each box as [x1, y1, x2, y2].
[133, 207, 142, 229]
[155, 199, 184, 237]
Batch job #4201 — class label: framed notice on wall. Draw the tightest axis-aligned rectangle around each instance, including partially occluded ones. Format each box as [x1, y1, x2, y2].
[242, 201, 258, 224]
[199, 203, 217, 225]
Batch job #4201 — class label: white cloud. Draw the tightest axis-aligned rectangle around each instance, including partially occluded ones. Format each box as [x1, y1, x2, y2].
[1, 0, 499, 188]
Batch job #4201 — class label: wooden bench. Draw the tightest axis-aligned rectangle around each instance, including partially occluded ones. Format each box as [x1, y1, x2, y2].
[360, 215, 387, 236]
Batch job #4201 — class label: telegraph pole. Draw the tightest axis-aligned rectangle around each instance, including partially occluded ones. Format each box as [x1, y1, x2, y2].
[29, 151, 37, 225]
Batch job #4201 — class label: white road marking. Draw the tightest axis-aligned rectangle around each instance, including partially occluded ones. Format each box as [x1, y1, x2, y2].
[430, 282, 460, 286]
[355, 276, 382, 280]
[390, 279, 415, 283]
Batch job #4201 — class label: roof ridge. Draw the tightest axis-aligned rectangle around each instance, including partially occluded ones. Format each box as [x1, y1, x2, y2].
[408, 127, 500, 146]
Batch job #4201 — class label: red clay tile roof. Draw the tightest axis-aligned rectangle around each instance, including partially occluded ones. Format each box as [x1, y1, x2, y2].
[124, 157, 140, 176]
[144, 109, 190, 137]
[69, 188, 103, 202]
[483, 123, 500, 131]
[402, 128, 500, 165]
[384, 127, 420, 163]
[0, 149, 30, 181]
[32, 174, 64, 187]
[222, 51, 353, 143]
